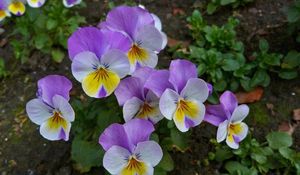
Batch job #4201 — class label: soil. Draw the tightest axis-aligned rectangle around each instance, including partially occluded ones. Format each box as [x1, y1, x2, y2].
[0, 0, 300, 174]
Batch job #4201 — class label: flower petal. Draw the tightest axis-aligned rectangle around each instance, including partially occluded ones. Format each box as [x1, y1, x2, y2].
[82, 68, 120, 98]
[204, 104, 228, 126]
[226, 134, 239, 149]
[180, 78, 209, 103]
[8, 1, 25, 16]
[135, 25, 163, 52]
[40, 119, 71, 141]
[71, 51, 100, 82]
[169, 59, 197, 93]
[173, 100, 205, 132]
[101, 6, 154, 39]
[102, 29, 131, 53]
[103, 145, 130, 175]
[220, 91, 238, 115]
[99, 123, 133, 151]
[132, 66, 155, 85]
[52, 95, 75, 122]
[159, 89, 179, 120]
[114, 77, 144, 106]
[37, 75, 72, 107]
[217, 120, 229, 143]
[100, 49, 130, 78]
[144, 70, 173, 97]
[63, 0, 81, 8]
[123, 119, 155, 147]
[26, 98, 53, 125]
[144, 91, 164, 124]
[68, 27, 107, 60]
[231, 105, 249, 123]
[128, 48, 158, 74]
[123, 97, 144, 122]
[27, 0, 46, 8]
[134, 141, 163, 166]
[232, 122, 248, 141]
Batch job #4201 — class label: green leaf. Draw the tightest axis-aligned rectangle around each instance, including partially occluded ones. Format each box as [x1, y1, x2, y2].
[282, 50, 300, 69]
[259, 39, 269, 52]
[278, 70, 298, 80]
[266, 132, 293, 149]
[250, 69, 270, 87]
[222, 59, 241, 71]
[221, 0, 236, 5]
[170, 129, 190, 151]
[215, 148, 233, 162]
[71, 137, 104, 173]
[46, 19, 58, 30]
[279, 147, 295, 161]
[225, 161, 254, 174]
[251, 153, 267, 164]
[34, 33, 50, 50]
[51, 49, 65, 63]
[207, 3, 217, 15]
[157, 151, 174, 171]
[287, 6, 300, 23]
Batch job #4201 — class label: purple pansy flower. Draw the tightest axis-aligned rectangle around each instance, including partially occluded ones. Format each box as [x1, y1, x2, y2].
[99, 5, 167, 73]
[68, 27, 131, 98]
[0, 0, 10, 21]
[114, 67, 164, 124]
[63, 0, 81, 8]
[204, 91, 249, 149]
[144, 59, 210, 132]
[26, 75, 75, 141]
[99, 119, 163, 175]
[27, 0, 46, 8]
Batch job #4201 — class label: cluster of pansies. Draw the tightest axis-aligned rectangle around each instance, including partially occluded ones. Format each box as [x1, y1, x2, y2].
[0, 0, 81, 22]
[25, 5, 250, 174]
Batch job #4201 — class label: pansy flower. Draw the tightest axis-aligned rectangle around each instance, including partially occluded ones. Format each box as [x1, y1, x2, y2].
[63, 0, 81, 8]
[145, 59, 210, 132]
[0, 0, 10, 21]
[27, 0, 46, 8]
[26, 75, 75, 141]
[8, 0, 26, 16]
[115, 67, 164, 124]
[204, 91, 249, 149]
[99, 6, 167, 73]
[68, 27, 131, 98]
[99, 119, 163, 175]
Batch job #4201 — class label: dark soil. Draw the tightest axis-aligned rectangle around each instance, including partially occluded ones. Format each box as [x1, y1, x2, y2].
[0, 0, 299, 174]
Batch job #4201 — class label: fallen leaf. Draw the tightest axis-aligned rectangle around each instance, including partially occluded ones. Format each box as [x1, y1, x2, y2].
[235, 87, 264, 104]
[0, 38, 7, 47]
[266, 103, 275, 116]
[167, 37, 190, 48]
[293, 108, 300, 121]
[278, 121, 299, 135]
[172, 8, 185, 15]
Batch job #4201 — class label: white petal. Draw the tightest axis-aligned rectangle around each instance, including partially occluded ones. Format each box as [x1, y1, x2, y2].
[40, 121, 71, 141]
[71, 51, 100, 82]
[151, 13, 162, 31]
[134, 141, 163, 166]
[217, 120, 229, 143]
[103, 145, 130, 175]
[101, 49, 130, 78]
[234, 122, 249, 141]
[27, 0, 46, 8]
[159, 89, 179, 120]
[123, 97, 143, 122]
[135, 25, 163, 52]
[135, 49, 158, 71]
[52, 95, 75, 122]
[26, 98, 53, 125]
[63, 0, 81, 8]
[231, 105, 249, 123]
[226, 135, 239, 149]
[160, 31, 168, 50]
[180, 78, 209, 103]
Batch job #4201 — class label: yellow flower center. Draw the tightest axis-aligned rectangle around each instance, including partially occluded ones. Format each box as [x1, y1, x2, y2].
[47, 111, 67, 130]
[127, 44, 148, 65]
[136, 103, 155, 119]
[121, 156, 147, 175]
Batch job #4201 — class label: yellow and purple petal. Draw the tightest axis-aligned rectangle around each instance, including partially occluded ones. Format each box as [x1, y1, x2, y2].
[27, 0, 46, 8]
[62, 0, 81, 8]
[8, 1, 25, 16]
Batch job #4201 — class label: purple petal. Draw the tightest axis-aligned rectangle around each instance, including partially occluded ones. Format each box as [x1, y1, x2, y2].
[220, 91, 238, 115]
[37, 75, 72, 107]
[99, 123, 133, 152]
[204, 104, 228, 126]
[114, 77, 144, 106]
[132, 66, 155, 85]
[144, 70, 173, 97]
[102, 29, 131, 53]
[207, 83, 213, 95]
[100, 6, 154, 39]
[169, 59, 197, 93]
[68, 27, 108, 60]
[123, 119, 154, 147]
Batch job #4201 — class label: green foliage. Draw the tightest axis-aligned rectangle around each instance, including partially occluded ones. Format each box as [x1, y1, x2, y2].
[9, 0, 86, 63]
[174, 10, 299, 92]
[0, 58, 8, 78]
[209, 132, 300, 174]
[207, 0, 254, 14]
[286, 0, 300, 43]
